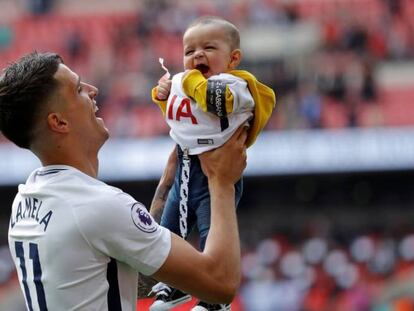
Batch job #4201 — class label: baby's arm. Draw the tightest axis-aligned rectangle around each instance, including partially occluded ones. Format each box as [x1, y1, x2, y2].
[182, 70, 254, 118]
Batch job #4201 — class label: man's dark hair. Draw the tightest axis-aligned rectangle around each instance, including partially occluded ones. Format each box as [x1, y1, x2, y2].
[0, 52, 63, 149]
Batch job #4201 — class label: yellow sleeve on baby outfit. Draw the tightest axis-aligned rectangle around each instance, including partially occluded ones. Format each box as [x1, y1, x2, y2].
[151, 69, 276, 147]
[182, 69, 276, 147]
[181, 69, 235, 115]
[151, 87, 168, 116]
[229, 70, 276, 147]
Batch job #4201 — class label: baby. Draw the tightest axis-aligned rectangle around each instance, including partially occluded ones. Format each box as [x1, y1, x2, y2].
[150, 16, 276, 311]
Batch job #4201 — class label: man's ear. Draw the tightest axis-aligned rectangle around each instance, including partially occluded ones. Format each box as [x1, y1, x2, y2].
[229, 49, 242, 70]
[47, 112, 69, 133]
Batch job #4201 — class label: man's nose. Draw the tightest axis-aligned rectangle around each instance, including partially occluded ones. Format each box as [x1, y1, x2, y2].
[87, 84, 98, 99]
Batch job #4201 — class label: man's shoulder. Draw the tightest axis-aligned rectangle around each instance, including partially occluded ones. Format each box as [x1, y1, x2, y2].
[25, 166, 130, 204]
[69, 180, 139, 230]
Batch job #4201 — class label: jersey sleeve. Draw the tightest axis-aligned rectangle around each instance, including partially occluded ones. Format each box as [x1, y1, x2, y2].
[228, 70, 276, 147]
[73, 190, 171, 276]
[182, 69, 255, 116]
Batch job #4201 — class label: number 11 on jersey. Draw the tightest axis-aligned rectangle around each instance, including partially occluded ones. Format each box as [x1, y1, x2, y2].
[15, 241, 48, 311]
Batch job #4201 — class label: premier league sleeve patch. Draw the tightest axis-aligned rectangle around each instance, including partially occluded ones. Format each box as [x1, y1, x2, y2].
[131, 203, 157, 233]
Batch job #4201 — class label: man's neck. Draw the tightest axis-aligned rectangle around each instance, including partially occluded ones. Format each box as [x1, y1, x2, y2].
[36, 148, 99, 179]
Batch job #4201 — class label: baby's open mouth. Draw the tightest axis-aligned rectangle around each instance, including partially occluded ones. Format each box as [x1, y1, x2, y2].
[195, 64, 209, 74]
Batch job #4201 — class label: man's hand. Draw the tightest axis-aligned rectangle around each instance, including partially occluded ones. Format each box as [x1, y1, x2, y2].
[198, 126, 247, 186]
[156, 77, 172, 100]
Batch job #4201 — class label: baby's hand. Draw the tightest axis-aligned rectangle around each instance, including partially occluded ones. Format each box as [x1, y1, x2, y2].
[157, 58, 171, 100]
[157, 77, 172, 100]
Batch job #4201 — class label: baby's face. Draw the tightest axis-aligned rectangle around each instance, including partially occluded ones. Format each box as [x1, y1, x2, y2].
[183, 24, 235, 78]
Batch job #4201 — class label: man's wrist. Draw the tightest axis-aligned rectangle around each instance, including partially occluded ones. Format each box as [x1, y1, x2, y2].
[150, 203, 164, 223]
[208, 179, 235, 197]
[154, 184, 171, 201]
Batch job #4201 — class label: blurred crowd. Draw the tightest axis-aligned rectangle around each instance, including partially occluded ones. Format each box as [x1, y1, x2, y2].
[240, 231, 414, 311]
[0, 0, 414, 143]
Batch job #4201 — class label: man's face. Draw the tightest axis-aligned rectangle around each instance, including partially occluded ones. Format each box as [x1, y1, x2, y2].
[53, 64, 109, 149]
[183, 24, 235, 78]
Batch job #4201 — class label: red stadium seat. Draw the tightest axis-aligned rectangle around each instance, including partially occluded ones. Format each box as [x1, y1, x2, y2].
[320, 98, 349, 128]
[380, 87, 414, 126]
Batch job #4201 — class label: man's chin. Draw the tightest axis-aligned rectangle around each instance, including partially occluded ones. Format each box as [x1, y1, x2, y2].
[96, 118, 110, 140]
[103, 130, 110, 141]
[102, 128, 110, 141]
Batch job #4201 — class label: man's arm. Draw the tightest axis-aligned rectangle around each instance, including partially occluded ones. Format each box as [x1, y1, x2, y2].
[139, 147, 177, 298]
[151, 126, 247, 303]
[149, 145, 177, 223]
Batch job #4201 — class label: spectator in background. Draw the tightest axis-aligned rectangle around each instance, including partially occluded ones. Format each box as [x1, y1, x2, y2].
[26, 0, 54, 15]
[298, 82, 322, 129]
[0, 26, 12, 51]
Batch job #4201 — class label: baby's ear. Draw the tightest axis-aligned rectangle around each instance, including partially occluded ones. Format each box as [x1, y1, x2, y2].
[229, 49, 242, 69]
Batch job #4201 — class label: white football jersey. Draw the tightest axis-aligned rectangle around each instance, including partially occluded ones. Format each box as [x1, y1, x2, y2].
[8, 165, 171, 311]
[166, 72, 254, 155]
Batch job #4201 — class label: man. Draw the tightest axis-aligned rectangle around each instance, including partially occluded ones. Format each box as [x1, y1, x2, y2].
[0, 52, 247, 310]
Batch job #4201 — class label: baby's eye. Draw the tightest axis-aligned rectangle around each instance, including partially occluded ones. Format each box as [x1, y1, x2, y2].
[205, 46, 215, 50]
[185, 50, 194, 56]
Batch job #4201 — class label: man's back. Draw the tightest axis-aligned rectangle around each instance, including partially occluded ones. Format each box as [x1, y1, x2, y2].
[8, 165, 171, 310]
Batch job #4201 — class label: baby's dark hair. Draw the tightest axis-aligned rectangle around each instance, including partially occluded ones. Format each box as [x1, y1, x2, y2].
[186, 16, 240, 50]
[0, 51, 63, 149]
